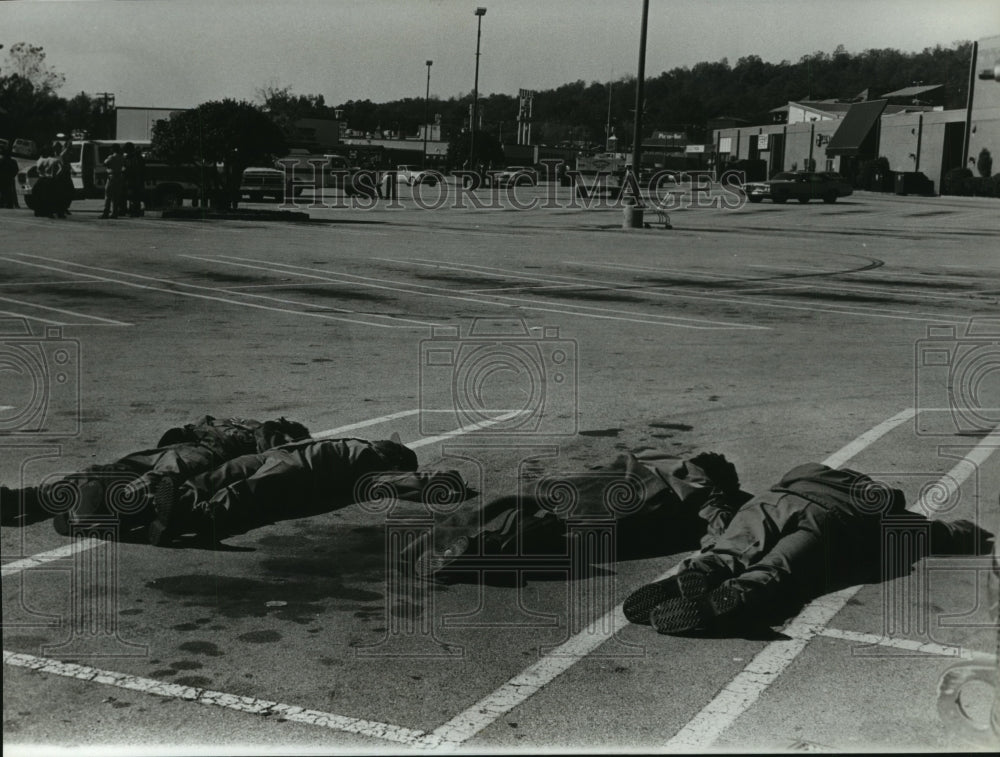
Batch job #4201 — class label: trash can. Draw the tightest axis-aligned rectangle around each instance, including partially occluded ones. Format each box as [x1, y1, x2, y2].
[895, 171, 934, 196]
[622, 202, 644, 229]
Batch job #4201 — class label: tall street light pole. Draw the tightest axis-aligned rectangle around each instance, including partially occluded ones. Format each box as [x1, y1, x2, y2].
[423, 60, 433, 168]
[623, 0, 650, 229]
[630, 0, 650, 182]
[471, 6, 486, 173]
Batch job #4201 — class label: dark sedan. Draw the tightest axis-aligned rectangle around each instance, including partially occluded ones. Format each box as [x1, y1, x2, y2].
[744, 171, 853, 204]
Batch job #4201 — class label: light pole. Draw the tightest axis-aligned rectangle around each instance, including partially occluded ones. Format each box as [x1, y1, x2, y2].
[625, 0, 650, 229]
[630, 0, 649, 183]
[423, 60, 432, 168]
[470, 6, 486, 172]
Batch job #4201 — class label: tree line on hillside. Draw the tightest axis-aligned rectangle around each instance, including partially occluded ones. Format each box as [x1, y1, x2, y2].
[1, 40, 975, 150]
[330, 43, 976, 146]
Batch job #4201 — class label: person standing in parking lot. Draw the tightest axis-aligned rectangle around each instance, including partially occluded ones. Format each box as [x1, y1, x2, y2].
[0, 145, 20, 208]
[101, 143, 125, 219]
[54, 141, 76, 217]
[123, 142, 145, 217]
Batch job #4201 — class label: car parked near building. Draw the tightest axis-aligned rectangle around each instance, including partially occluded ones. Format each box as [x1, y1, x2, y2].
[495, 166, 538, 187]
[396, 165, 438, 186]
[240, 166, 303, 202]
[744, 171, 853, 204]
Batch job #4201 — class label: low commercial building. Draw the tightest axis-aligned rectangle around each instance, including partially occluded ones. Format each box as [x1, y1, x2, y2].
[710, 33, 1000, 193]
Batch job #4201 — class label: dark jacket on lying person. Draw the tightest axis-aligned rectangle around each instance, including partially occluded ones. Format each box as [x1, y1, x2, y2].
[401, 450, 746, 575]
[0, 416, 310, 532]
[624, 462, 994, 635]
[147, 435, 422, 546]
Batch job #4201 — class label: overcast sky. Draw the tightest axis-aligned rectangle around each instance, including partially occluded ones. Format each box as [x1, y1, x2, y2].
[3, 0, 998, 109]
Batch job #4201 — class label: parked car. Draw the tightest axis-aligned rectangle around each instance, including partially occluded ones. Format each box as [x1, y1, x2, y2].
[18, 139, 202, 209]
[495, 166, 538, 187]
[396, 164, 438, 186]
[240, 166, 288, 202]
[744, 171, 853, 204]
[11, 138, 38, 160]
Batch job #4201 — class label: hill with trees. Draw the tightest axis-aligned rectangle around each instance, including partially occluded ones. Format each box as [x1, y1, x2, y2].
[321, 42, 975, 147]
[1, 41, 976, 150]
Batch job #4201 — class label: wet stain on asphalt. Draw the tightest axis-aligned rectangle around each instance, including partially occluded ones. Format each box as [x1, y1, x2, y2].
[284, 286, 384, 302]
[641, 276, 746, 289]
[147, 526, 386, 622]
[148, 574, 330, 623]
[414, 272, 513, 287]
[174, 676, 213, 688]
[578, 428, 622, 438]
[237, 630, 282, 644]
[257, 526, 387, 583]
[170, 660, 204, 671]
[541, 288, 641, 303]
[649, 422, 693, 431]
[845, 276, 977, 290]
[172, 623, 200, 632]
[765, 289, 907, 304]
[177, 640, 224, 657]
[25, 284, 135, 300]
[119, 608, 144, 616]
[189, 269, 268, 285]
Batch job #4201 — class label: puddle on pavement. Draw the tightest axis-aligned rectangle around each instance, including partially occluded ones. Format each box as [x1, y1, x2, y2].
[146, 526, 389, 622]
[578, 428, 622, 438]
[649, 422, 693, 431]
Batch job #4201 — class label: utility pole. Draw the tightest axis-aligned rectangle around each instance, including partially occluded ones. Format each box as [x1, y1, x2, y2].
[624, 0, 650, 229]
[470, 7, 487, 173]
[630, 0, 650, 182]
[423, 60, 432, 168]
[962, 40, 979, 170]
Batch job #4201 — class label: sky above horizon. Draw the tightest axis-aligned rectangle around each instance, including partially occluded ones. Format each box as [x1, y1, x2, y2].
[2, 0, 998, 109]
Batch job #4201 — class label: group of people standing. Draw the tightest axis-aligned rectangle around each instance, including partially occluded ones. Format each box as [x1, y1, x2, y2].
[100, 141, 146, 219]
[28, 141, 76, 218]
[0, 139, 146, 219]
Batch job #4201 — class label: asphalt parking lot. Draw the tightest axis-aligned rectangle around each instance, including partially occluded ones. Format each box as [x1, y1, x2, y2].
[2, 183, 999, 753]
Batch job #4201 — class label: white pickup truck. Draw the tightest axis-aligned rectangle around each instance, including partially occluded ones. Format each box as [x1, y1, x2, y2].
[396, 164, 438, 186]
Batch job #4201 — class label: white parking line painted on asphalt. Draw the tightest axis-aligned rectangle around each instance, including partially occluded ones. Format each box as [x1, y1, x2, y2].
[2, 650, 428, 747]
[406, 409, 526, 449]
[0, 295, 132, 326]
[0, 539, 100, 578]
[0, 409, 525, 580]
[818, 627, 997, 663]
[311, 409, 421, 438]
[664, 418, 1000, 751]
[417, 257, 974, 326]
[210, 254, 766, 330]
[311, 408, 526, 440]
[214, 254, 767, 330]
[414, 409, 917, 750]
[821, 408, 918, 468]
[0, 308, 65, 327]
[748, 261, 993, 286]
[3, 255, 425, 330]
[1, 407, 526, 746]
[578, 260, 991, 305]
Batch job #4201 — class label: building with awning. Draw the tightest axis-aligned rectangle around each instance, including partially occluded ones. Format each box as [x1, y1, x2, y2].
[825, 99, 889, 159]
